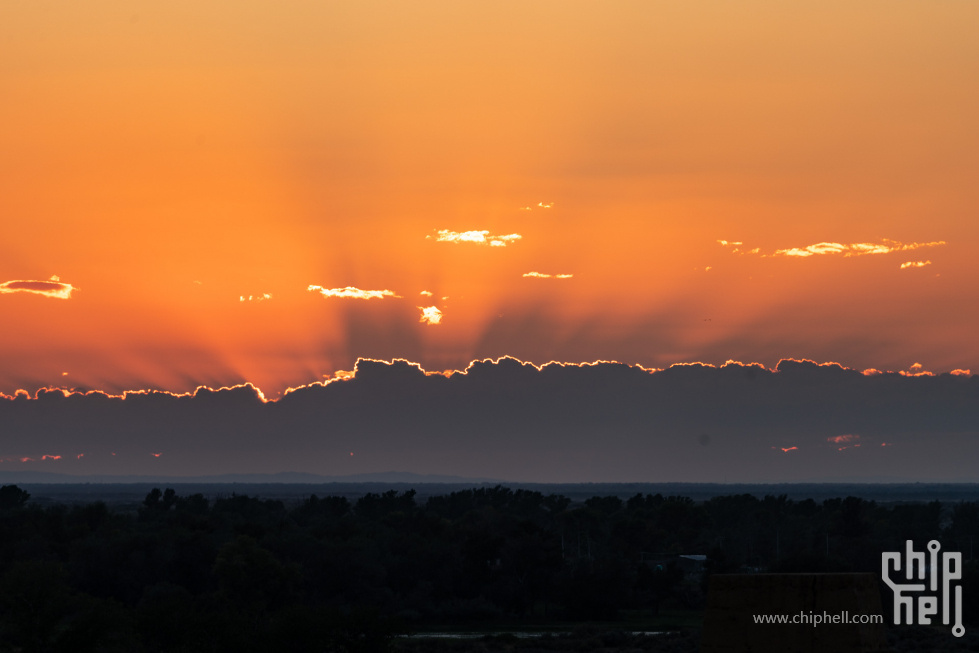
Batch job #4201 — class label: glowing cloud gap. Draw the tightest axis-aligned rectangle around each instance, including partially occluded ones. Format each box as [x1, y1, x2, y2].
[418, 306, 442, 325]
[0, 277, 76, 299]
[307, 286, 401, 300]
[522, 272, 574, 279]
[430, 230, 522, 247]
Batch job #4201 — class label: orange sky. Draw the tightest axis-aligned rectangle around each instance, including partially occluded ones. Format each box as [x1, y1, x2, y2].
[3, 1, 978, 396]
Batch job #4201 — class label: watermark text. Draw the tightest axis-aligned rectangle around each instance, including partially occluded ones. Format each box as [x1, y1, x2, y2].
[752, 611, 883, 627]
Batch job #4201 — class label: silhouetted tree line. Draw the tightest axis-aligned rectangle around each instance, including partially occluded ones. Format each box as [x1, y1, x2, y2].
[2, 484, 979, 651]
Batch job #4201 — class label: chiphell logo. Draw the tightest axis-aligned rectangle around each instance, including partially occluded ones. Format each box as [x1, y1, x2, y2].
[882, 540, 964, 637]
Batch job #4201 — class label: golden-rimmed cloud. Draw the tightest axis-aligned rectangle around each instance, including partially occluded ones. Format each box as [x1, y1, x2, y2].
[900, 261, 931, 269]
[899, 362, 934, 377]
[522, 272, 573, 279]
[418, 306, 442, 325]
[718, 238, 945, 259]
[307, 286, 401, 300]
[429, 230, 522, 247]
[770, 239, 945, 258]
[0, 275, 76, 299]
[419, 290, 433, 297]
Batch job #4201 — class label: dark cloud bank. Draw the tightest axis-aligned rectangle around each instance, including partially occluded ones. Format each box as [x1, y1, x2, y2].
[2, 359, 977, 483]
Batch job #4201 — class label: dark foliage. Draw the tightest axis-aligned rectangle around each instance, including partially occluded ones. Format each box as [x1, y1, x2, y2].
[0, 483, 977, 650]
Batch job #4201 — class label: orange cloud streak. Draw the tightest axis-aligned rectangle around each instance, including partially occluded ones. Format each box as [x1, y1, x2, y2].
[827, 434, 860, 444]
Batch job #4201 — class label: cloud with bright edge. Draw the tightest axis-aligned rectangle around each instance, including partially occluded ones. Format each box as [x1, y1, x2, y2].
[770, 239, 946, 258]
[522, 272, 573, 279]
[900, 362, 934, 377]
[718, 239, 945, 258]
[0, 276, 76, 299]
[418, 306, 442, 325]
[900, 261, 931, 269]
[307, 286, 401, 300]
[429, 230, 522, 247]
[419, 290, 433, 297]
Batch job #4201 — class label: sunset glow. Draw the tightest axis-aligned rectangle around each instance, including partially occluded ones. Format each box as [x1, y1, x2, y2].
[1, 2, 977, 483]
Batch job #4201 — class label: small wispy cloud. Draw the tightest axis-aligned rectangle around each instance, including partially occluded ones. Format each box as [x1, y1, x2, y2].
[716, 240, 759, 255]
[418, 306, 442, 325]
[429, 230, 522, 247]
[522, 272, 573, 279]
[308, 286, 401, 300]
[900, 261, 931, 269]
[827, 434, 863, 451]
[519, 202, 553, 211]
[419, 290, 433, 297]
[0, 275, 76, 299]
[827, 434, 860, 445]
[239, 293, 273, 302]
